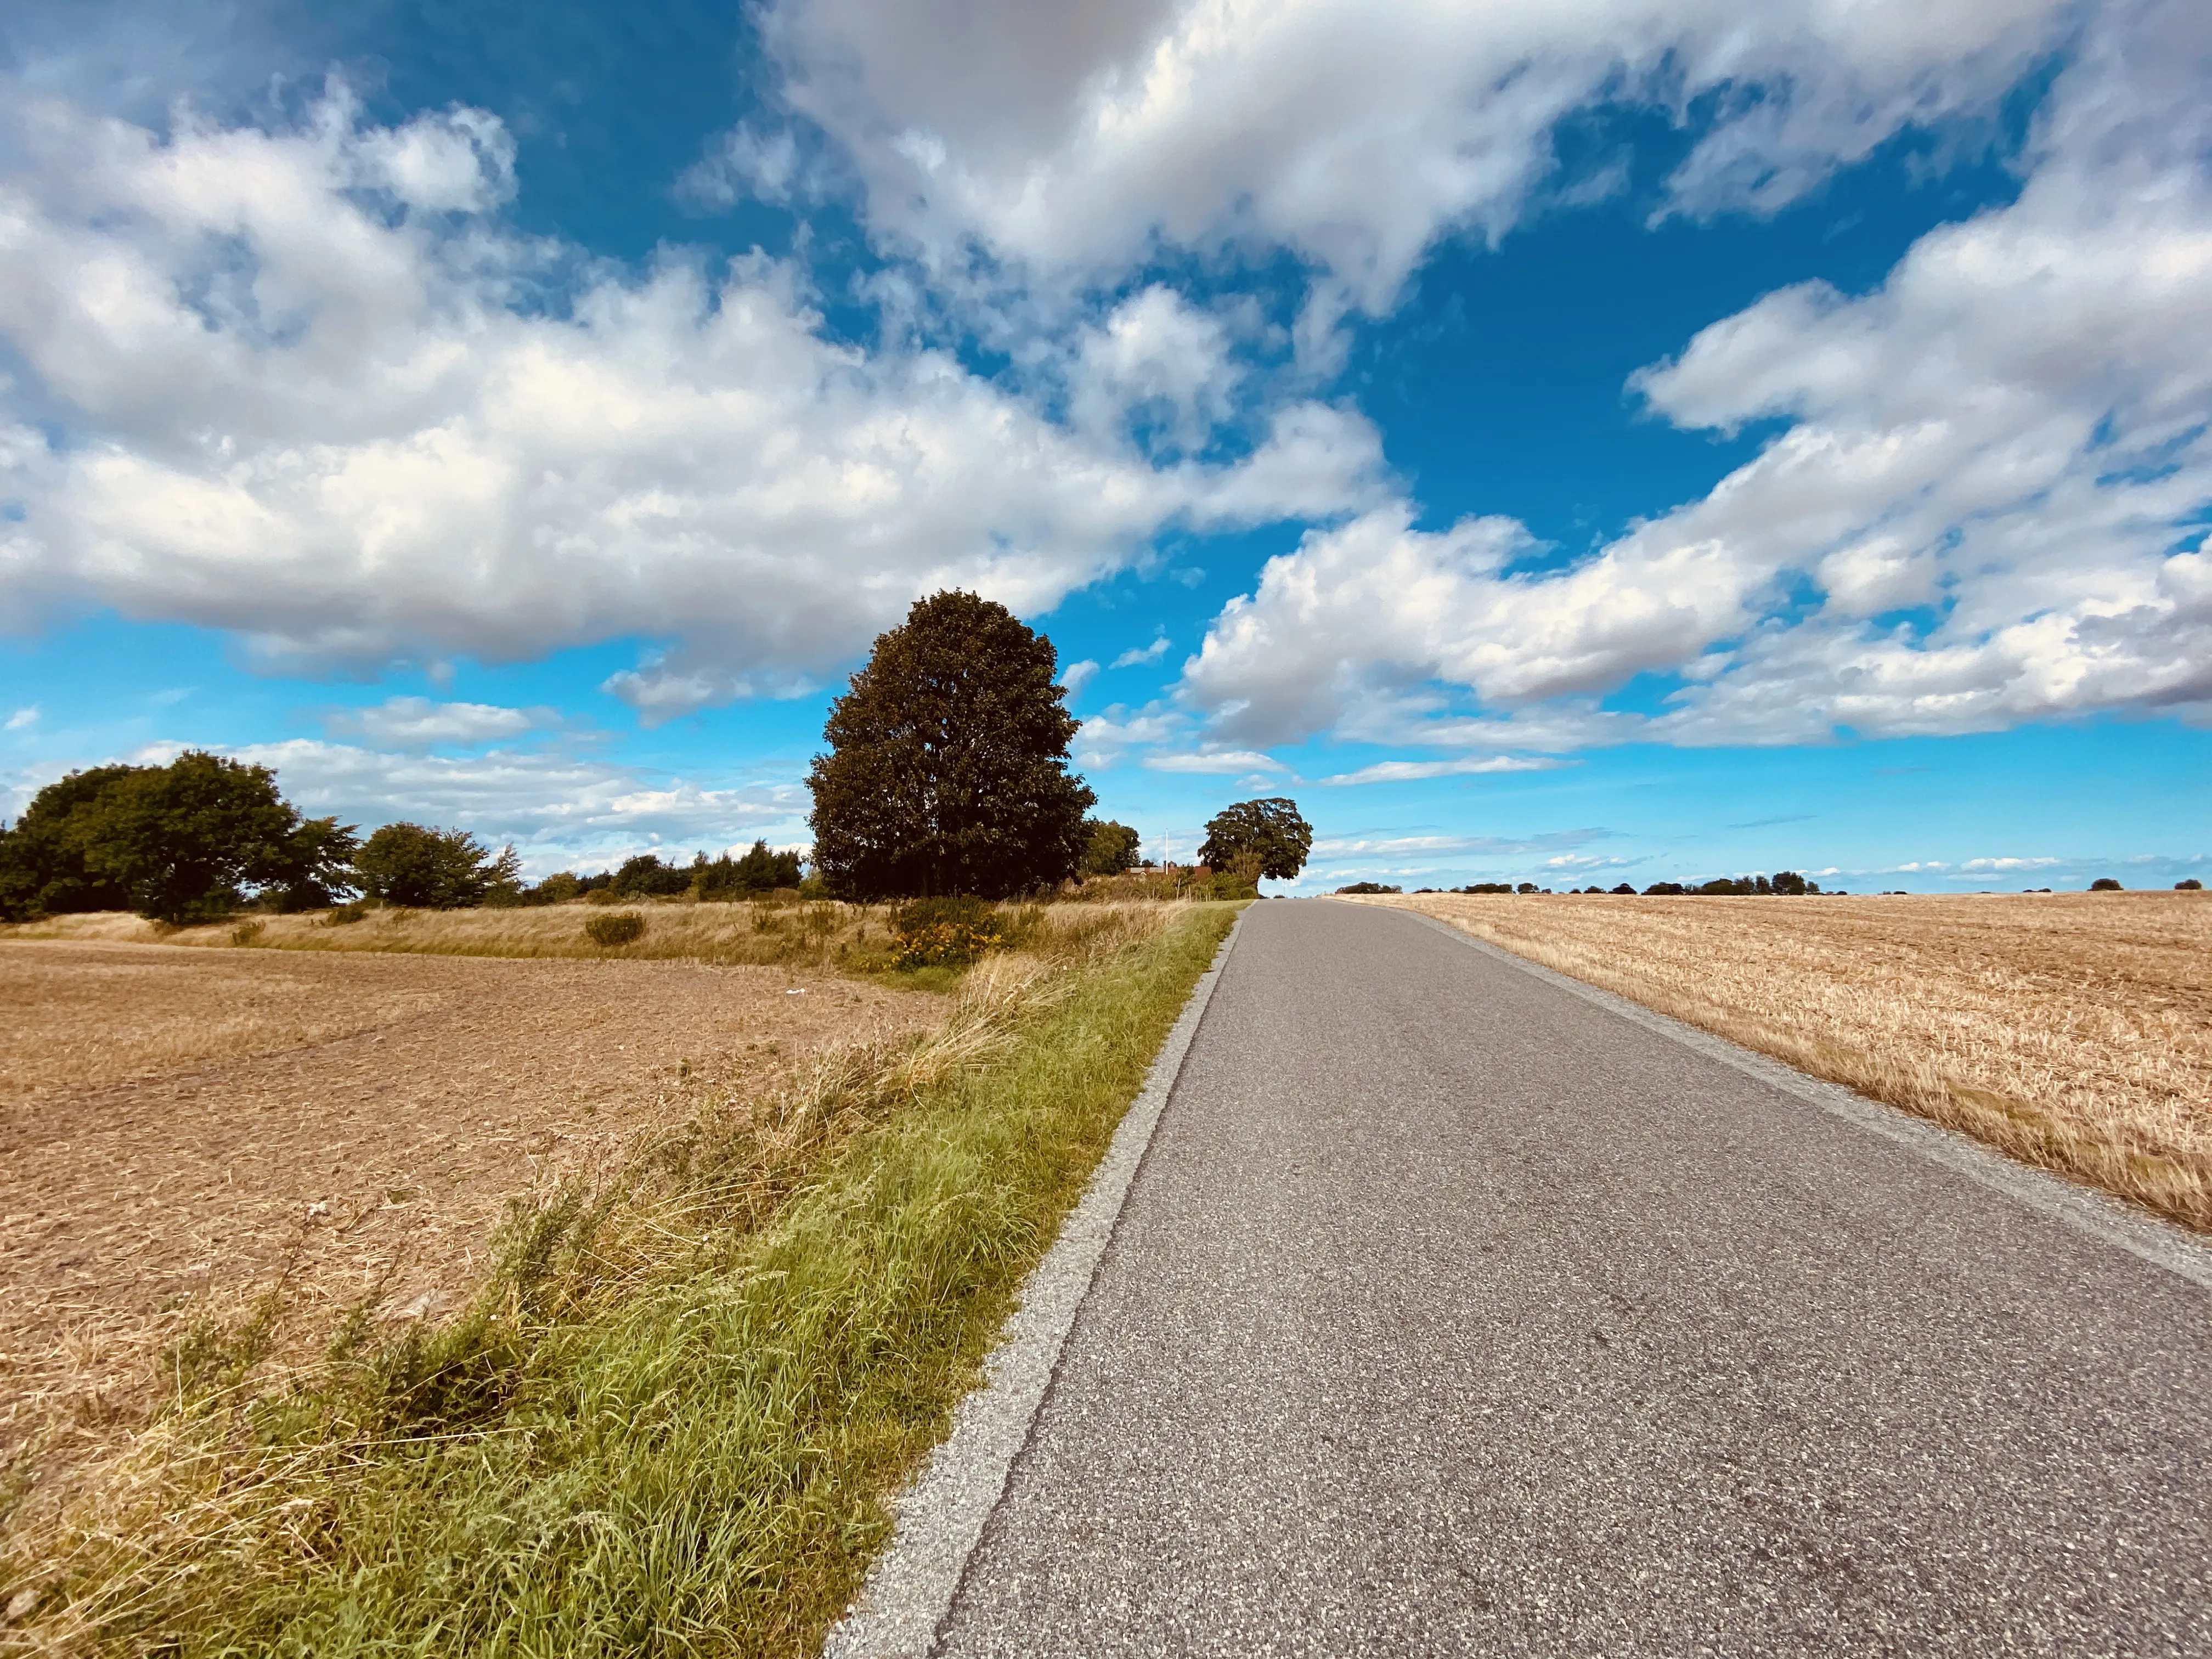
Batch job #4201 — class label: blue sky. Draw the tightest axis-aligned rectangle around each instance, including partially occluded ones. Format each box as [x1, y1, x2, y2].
[1, 0, 2207, 893]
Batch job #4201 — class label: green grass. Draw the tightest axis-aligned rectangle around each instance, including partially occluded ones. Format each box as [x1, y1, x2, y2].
[32, 903, 1237, 1657]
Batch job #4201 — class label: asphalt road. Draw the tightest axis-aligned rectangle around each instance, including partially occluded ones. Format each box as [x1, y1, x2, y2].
[932, 899, 2211, 1657]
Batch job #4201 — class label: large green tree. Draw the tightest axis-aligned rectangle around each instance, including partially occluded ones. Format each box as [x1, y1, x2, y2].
[1080, 818, 1144, 877]
[0, 752, 357, 924]
[1197, 797, 1313, 882]
[353, 823, 522, 909]
[808, 591, 1096, 899]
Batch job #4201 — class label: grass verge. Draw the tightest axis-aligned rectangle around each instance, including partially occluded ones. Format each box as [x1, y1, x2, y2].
[10, 902, 1239, 1656]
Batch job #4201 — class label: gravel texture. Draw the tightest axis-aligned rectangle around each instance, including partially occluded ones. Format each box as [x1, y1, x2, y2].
[930, 899, 2212, 1658]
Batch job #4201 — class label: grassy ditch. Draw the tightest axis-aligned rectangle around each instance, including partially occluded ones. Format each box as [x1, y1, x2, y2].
[10, 901, 1237, 1656]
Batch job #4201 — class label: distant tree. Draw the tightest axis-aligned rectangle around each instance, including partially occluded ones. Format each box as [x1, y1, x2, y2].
[1610, 883, 1637, 895]
[1080, 819, 1144, 878]
[694, 840, 805, 899]
[526, 871, 585, 906]
[1644, 882, 1687, 896]
[608, 853, 692, 899]
[2180, 878, 2204, 891]
[808, 591, 1096, 899]
[2089, 877, 2123, 892]
[0, 752, 354, 924]
[354, 822, 521, 909]
[1195, 798, 1312, 883]
[1516, 881, 1539, 894]
[1335, 881, 1401, 895]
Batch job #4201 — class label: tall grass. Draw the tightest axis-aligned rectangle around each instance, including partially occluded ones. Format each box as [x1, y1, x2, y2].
[2, 899, 894, 974]
[12, 902, 1238, 1656]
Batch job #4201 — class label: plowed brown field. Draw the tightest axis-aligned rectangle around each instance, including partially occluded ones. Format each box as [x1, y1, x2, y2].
[1350, 890, 2212, 1231]
[0, 940, 943, 1489]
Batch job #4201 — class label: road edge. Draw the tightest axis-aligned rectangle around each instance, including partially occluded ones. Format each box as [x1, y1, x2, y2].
[820, 908, 1248, 1659]
[1390, 906, 2212, 1294]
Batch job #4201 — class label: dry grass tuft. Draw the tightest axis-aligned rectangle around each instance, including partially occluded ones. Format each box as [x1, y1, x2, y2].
[1356, 890, 2212, 1231]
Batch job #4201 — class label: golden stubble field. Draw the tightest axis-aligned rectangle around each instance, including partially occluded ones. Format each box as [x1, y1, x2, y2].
[0, 932, 946, 1504]
[1352, 890, 2212, 1231]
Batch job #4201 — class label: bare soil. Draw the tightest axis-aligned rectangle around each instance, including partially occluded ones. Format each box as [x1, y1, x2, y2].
[0, 940, 944, 1485]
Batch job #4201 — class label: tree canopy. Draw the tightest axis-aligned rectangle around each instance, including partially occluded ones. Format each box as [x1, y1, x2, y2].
[353, 822, 521, 909]
[808, 591, 1096, 899]
[0, 752, 356, 924]
[1197, 797, 1313, 882]
[1080, 819, 1143, 877]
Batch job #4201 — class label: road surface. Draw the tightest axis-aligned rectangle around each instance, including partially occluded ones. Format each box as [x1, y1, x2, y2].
[927, 899, 2211, 1656]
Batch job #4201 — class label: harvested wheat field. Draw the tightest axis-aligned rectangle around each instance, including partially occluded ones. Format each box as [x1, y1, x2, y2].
[0, 939, 945, 1502]
[1352, 890, 2212, 1232]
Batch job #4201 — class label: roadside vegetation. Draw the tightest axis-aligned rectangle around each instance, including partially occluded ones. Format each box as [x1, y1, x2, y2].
[5, 901, 1239, 1654]
[1359, 889, 2212, 1232]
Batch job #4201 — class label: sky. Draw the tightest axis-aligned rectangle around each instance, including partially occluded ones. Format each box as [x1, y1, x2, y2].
[0, 0, 2206, 894]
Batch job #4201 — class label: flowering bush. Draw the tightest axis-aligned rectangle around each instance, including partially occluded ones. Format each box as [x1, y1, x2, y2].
[889, 896, 1006, 968]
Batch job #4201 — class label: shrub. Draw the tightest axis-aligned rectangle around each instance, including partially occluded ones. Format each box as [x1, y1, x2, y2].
[585, 911, 646, 947]
[321, 900, 370, 927]
[525, 872, 583, 906]
[230, 919, 266, 946]
[889, 895, 1006, 968]
[2089, 877, 2123, 891]
[2180, 878, 2204, 891]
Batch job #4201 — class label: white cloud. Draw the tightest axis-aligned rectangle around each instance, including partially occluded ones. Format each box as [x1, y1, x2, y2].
[766, 0, 2072, 310]
[4, 705, 36, 731]
[0, 87, 1387, 720]
[1316, 755, 1562, 785]
[1141, 747, 1286, 775]
[1059, 658, 1099, 696]
[128, 736, 808, 874]
[1180, 7, 2212, 749]
[1110, 632, 1171, 669]
[1072, 705, 1183, 768]
[325, 696, 549, 748]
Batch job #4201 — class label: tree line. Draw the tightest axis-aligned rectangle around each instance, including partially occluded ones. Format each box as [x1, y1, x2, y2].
[0, 753, 815, 924]
[1, 591, 1316, 925]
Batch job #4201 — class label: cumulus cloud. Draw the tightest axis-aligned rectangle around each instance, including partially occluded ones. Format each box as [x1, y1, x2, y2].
[1058, 658, 1099, 696]
[0, 86, 1386, 720]
[4, 705, 36, 731]
[325, 696, 550, 748]
[765, 0, 2072, 309]
[1180, 4, 2212, 749]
